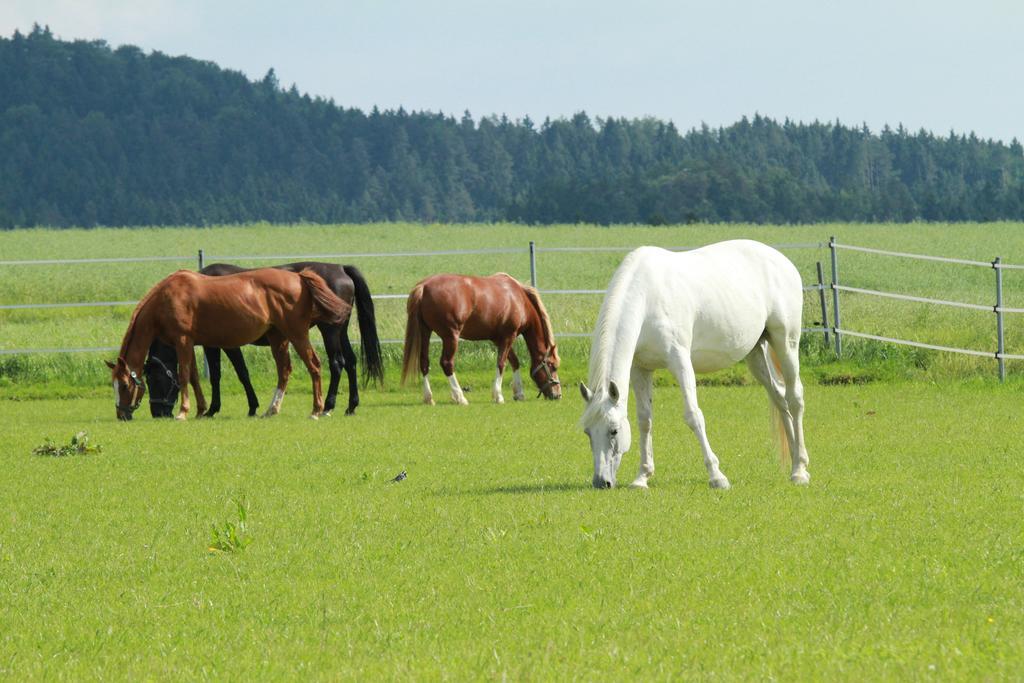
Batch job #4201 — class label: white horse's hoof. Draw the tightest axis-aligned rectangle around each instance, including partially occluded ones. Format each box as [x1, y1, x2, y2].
[513, 393, 525, 401]
[791, 471, 811, 485]
[629, 477, 649, 489]
[309, 413, 319, 421]
[709, 476, 731, 490]
[174, 414, 187, 422]
[493, 394, 505, 404]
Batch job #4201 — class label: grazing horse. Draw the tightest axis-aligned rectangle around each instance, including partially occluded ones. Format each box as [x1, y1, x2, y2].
[579, 240, 810, 489]
[145, 262, 384, 417]
[401, 273, 561, 404]
[108, 268, 350, 421]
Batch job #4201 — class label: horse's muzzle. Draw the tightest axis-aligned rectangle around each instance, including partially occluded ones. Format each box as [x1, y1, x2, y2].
[592, 475, 613, 489]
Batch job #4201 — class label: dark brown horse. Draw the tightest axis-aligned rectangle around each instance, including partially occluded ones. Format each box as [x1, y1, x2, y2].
[401, 273, 561, 404]
[108, 268, 350, 421]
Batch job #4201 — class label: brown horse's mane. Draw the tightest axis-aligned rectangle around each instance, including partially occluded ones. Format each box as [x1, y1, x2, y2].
[119, 271, 177, 359]
[518, 280, 557, 354]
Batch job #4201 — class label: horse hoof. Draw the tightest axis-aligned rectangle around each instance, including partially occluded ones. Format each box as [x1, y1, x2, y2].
[174, 414, 187, 422]
[322, 410, 333, 417]
[709, 476, 731, 490]
[791, 471, 811, 485]
[629, 477, 649, 489]
[310, 413, 319, 421]
[513, 394, 525, 402]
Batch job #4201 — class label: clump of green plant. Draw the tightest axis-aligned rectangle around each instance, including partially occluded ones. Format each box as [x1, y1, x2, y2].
[32, 431, 101, 457]
[208, 498, 252, 554]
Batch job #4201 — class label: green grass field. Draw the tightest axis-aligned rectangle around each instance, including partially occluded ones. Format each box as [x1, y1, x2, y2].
[2, 381, 1022, 679]
[2, 223, 1024, 678]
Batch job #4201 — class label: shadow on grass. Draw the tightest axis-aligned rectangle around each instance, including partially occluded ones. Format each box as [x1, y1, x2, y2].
[434, 481, 590, 496]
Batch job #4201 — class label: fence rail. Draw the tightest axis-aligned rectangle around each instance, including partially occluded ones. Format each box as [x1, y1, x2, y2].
[4, 239, 1023, 379]
[829, 238, 1024, 381]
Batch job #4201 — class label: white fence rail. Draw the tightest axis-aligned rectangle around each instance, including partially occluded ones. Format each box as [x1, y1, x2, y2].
[828, 238, 1024, 380]
[4, 239, 1023, 380]
[0, 242, 831, 356]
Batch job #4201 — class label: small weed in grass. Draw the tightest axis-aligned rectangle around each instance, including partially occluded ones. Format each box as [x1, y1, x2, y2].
[208, 498, 252, 554]
[32, 431, 101, 457]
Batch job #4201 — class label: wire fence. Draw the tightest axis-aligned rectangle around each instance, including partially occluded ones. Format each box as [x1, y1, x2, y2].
[0, 241, 830, 356]
[3, 239, 1023, 380]
[828, 238, 1024, 379]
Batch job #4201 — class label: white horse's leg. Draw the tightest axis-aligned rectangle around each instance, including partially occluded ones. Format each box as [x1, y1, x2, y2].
[508, 350, 526, 401]
[629, 366, 655, 489]
[447, 374, 469, 405]
[768, 334, 810, 484]
[745, 338, 798, 457]
[491, 367, 505, 404]
[668, 347, 730, 489]
[421, 374, 435, 405]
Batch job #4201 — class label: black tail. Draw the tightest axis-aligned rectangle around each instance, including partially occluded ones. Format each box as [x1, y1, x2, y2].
[343, 265, 385, 387]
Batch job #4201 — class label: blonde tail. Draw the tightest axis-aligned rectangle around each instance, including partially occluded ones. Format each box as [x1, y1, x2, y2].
[400, 283, 426, 386]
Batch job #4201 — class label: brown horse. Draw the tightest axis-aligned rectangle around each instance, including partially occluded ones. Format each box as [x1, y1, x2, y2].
[401, 273, 561, 404]
[107, 268, 351, 421]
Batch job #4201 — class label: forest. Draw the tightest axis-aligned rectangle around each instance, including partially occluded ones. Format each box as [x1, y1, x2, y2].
[2, 25, 1023, 229]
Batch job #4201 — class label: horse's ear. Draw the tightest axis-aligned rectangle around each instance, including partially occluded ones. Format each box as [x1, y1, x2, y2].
[608, 380, 620, 404]
[580, 382, 593, 402]
[104, 360, 116, 370]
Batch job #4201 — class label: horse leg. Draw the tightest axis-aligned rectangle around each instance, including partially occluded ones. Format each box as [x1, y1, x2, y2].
[290, 335, 325, 419]
[189, 347, 207, 417]
[204, 346, 222, 417]
[263, 331, 292, 417]
[491, 337, 515, 404]
[766, 331, 810, 484]
[315, 323, 343, 416]
[439, 331, 468, 405]
[745, 337, 798, 463]
[224, 347, 259, 417]
[338, 324, 360, 416]
[507, 349, 526, 401]
[668, 347, 730, 489]
[173, 339, 194, 421]
[629, 366, 655, 488]
[417, 321, 435, 405]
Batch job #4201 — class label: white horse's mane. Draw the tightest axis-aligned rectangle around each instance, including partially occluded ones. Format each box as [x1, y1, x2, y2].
[580, 249, 647, 426]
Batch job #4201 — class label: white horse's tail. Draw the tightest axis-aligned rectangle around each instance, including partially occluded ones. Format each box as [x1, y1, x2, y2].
[766, 345, 792, 465]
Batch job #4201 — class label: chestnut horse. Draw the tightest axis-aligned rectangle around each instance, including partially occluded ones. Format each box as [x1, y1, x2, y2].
[108, 268, 350, 421]
[144, 262, 384, 418]
[401, 273, 561, 404]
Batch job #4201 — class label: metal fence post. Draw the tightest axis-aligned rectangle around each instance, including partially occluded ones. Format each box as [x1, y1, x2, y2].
[829, 236, 841, 357]
[995, 257, 1005, 382]
[816, 261, 830, 346]
[198, 248, 205, 271]
[529, 241, 537, 288]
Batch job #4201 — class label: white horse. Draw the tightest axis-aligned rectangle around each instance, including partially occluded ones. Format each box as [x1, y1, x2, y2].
[579, 239, 810, 489]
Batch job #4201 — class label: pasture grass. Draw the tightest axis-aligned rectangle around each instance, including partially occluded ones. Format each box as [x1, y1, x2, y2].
[1, 379, 1022, 679]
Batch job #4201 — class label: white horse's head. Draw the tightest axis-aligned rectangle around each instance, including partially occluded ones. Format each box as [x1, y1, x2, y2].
[579, 380, 631, 489]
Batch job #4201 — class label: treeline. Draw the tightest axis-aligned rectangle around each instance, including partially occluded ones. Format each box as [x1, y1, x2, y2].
[2, 25, 1023, 228]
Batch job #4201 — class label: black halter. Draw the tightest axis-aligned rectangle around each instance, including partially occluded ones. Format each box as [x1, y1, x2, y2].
[531, 350, 560, 397]
[145, 355, 180, 408]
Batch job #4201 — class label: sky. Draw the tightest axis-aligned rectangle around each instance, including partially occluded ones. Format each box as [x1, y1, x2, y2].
[2, 0, 1022, 143]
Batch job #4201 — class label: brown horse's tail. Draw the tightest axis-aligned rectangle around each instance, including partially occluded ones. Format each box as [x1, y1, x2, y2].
[299, 269, 351, 325]
[401, 282, 427, 386]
